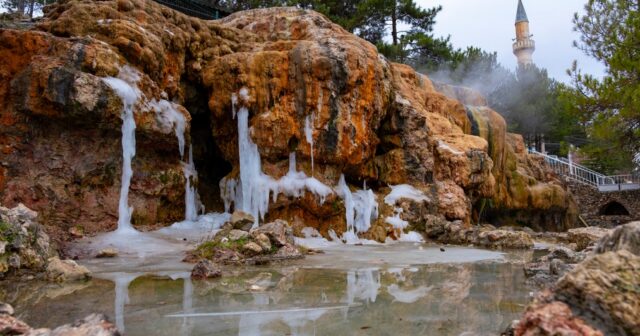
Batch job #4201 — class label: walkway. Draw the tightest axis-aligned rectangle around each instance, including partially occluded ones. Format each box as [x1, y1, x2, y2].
[152, 0, 230, 20]
[529, 150, 640, 192]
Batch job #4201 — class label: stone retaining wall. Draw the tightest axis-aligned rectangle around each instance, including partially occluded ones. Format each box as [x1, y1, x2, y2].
[567, 180, 640, 227]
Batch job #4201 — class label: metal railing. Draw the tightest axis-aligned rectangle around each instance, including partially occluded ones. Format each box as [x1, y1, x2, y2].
[529, 149, 640, 192]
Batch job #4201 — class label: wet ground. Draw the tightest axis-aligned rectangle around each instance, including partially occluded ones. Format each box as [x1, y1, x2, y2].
[1, 236, 537, 336]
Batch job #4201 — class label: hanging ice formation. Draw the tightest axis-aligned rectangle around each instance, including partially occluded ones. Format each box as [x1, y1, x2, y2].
[304, 113, 315, 174]
[102, 66, 142, 233]
[147, 98, 203, 220]
[337, 175, 379, 244]
[220, 89, 334, 228]
[384, 184, 429, 242]
[104, 64, 203, 230]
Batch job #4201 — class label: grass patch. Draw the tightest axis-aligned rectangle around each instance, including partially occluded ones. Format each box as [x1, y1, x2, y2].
[196, 237, 250, 258]
[0, 220, 16, 244]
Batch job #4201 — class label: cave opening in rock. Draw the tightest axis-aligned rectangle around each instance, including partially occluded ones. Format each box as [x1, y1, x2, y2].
[598, 201, 630, 216]
[183, 81, 232, 212]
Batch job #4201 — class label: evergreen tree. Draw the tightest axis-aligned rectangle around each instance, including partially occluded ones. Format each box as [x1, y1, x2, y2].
[565, 0, 640, 172]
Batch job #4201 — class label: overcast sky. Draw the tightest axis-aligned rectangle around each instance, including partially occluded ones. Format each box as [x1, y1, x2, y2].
[416, 0, 606, 82]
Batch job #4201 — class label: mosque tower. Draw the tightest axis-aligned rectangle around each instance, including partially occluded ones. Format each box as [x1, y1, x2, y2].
[513, 0, 535, 67]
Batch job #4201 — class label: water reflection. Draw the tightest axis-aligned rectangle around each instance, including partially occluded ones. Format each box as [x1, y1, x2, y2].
[0, 245, 534, 336]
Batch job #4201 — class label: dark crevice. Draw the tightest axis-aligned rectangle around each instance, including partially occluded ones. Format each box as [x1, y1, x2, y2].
[183, 80, 232, 212]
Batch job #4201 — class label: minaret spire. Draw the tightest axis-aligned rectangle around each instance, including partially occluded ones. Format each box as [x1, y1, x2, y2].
[516, 0, 529, 23]
[513, 0, 535, 67]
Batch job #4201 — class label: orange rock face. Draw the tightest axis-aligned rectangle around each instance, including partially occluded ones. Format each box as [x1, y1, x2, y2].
[0, 0, 576, 242]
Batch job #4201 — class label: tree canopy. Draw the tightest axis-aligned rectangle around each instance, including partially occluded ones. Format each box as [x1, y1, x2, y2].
[563, 0, 640, 173]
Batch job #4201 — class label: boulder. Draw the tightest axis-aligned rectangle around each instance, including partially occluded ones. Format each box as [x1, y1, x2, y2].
[515, 299, 604, 336]
[242, 242, 263, 256]
[0, 204, 56, 276]
[191, 260, 222, 280]
[567, 227, 610, 251]
[0, 314, 31, 335]
[594, 221, 640, 256]
[45, 257, 91, 282]
[554, 250, 640, 335]
[228, 230, 250, 242]
[252, 220, 294, 247]
[253, 233, 272, 251]
[231, 211, 255, 232]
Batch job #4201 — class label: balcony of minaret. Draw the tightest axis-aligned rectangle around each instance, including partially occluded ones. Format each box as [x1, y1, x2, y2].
[513, 39, 535, 53]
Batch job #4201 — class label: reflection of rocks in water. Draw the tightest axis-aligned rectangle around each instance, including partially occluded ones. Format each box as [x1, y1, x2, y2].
[0, 258, 533, 335]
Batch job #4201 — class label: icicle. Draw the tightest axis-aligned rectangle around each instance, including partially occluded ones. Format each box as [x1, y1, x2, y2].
[183, 146, 202, 221]
[102, 66, 142, 233]
[304, 113, 315, 174]
[336, 175, 378, 244]
[228, 89, 333, 228]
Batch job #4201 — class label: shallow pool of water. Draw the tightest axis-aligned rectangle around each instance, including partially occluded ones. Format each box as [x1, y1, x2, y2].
[0, 242, 535, 335]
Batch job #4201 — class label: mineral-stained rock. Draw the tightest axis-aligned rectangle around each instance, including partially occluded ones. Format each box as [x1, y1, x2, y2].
[437, 221, 534, 249]
[594, 222, 640, 256]
[0, 0, 577, 242]
[567, 227, 611, 251]
[515, 299, 604, 336]
[554, 250, 640, 335]
[191, 259, 222, 280]
[45, 257, 91, 282]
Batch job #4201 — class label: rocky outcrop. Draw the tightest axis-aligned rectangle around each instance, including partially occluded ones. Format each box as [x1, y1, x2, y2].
[436, 221, 534, 249]
[514, 222, 640, 335]
[0, 303, 120, 336]
[0, 0, 577, 243]
[0, 204, 55, 277]
[595, 221, 640, 255]
[45, 257, 91, 282]
[188, 219, 303, 265]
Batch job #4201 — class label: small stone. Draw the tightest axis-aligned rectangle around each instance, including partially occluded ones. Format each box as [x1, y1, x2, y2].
[45, 257, 91, 282]
[231, 211, 255, 232]
[69, 226, 84, 238]
[7, 254, 20, 269]
[242, 242, 263, 256]
[0, 241, 6, 255]
[96, 248, 118, 258]
[228, 230, 249, 242]
[253, 233, 272, 251]
[191, 260, 222, 280]
[0, 303, 14, 315]
[274, 244, 303, 259]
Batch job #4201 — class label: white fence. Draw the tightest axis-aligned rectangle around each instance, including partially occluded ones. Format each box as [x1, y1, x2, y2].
[529, 150, 640, 192]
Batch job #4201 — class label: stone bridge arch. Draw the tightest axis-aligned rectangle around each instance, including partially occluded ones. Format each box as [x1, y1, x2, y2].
[567, 180, 640, 227]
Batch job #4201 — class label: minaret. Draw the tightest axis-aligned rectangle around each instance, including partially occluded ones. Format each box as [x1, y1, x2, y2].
[513, 0, 535, 67]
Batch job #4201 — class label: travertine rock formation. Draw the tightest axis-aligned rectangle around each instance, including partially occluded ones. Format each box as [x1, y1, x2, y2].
[0, 0, 576, 242]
